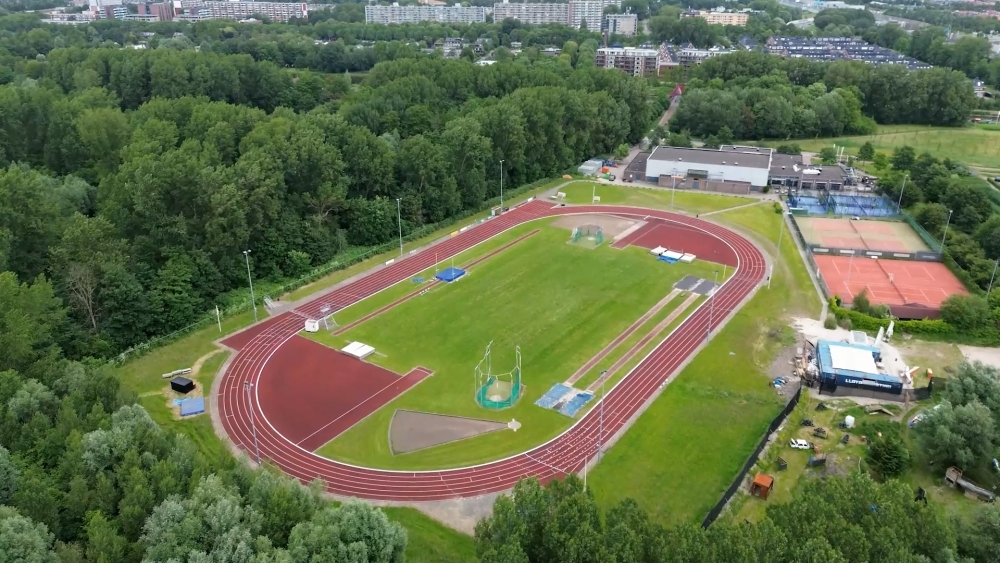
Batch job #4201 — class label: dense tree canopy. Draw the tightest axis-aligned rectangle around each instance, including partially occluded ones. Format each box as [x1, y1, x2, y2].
[670, 52, 975, 140]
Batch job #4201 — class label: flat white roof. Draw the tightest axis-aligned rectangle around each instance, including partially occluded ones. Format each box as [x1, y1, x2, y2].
[828, 343, 879, 375]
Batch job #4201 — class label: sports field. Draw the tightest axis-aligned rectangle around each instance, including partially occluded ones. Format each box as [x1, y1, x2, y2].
[558, 182, 754, 215]
[305, 221, 722, 469]
[773, 124, 1000, 173]
[795, 216, 930, 253]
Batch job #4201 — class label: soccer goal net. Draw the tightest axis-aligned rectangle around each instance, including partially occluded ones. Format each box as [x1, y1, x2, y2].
[474, 341, 522, 410]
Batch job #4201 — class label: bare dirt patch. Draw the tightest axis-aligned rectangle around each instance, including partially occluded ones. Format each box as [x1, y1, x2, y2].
[389, 410, 509, 455]
[550, 214, 640, 239]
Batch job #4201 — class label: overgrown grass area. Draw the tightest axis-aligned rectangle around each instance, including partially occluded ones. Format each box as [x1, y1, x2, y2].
[283, 178, 569, 303]
[558, 181, 755, 215]
[586, 201, 823, 525]
[313, 224, 718, 469]
[769, 124, 1000, 172]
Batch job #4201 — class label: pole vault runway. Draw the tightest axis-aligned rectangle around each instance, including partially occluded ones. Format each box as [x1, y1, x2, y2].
[216, 199, 767, 501]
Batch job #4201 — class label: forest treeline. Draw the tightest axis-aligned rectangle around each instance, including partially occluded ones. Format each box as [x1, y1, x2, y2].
[670, 51, 977, 140]
[0, 51, 650, 359]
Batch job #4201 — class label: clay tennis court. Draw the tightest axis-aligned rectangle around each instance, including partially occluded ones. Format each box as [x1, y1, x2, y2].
[796, 217, 929, 253]
[814, 255, 966, 313]
[612, 217, 739, 268]
[255, 335, 432, 451]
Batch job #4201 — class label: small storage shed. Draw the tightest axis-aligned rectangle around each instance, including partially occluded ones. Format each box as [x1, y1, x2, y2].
[750, 473, 774, 500]
[171, 376, 195, 394]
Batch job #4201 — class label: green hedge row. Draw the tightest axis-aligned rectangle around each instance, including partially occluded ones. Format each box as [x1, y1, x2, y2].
[829, 299, 1000, 345]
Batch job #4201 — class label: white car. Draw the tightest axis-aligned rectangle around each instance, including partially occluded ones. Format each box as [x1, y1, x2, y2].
[790, 439, 811, 450]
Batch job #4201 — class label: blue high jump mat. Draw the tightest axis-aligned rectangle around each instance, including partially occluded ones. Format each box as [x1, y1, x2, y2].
[558, 392, 594, 417]
[435, 267, 467, 283]
[179, 397, 205, 416]
[535, 383, 572, 409]
[658, 254, 678, 264]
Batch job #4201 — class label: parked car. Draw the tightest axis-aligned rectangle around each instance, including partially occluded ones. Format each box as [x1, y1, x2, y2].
[790, 439, 810, 450]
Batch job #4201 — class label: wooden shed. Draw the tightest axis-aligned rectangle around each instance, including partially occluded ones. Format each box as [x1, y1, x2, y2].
[750, 473, 774, 500]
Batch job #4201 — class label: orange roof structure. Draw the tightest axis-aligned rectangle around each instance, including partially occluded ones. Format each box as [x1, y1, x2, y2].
[752, 473, 774, 489]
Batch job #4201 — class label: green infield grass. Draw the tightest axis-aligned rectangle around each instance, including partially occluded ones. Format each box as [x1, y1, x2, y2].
[309, 222, 720, 469]
[587, 203, 822, 526]
[767, 124, 1000, 173]
[558, 181, 754, 215]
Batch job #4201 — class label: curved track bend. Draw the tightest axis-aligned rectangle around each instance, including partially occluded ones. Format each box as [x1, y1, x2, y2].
[217, 200, 767, 501]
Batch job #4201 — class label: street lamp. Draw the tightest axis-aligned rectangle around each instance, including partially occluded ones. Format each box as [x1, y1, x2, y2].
[708, 270, 718, 339]
[499, 159, 505, 212]
[243, 249, 257, 323]
[987, 259, 999, 300]
[896, 173, 908, 214]
[396, 198, 403, 257]
[941, 209, 953, 252]
[244, 381, 261, 465]
[598, 369, 607, 461]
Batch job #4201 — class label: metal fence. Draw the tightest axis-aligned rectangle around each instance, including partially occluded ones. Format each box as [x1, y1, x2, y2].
[809, 246, 943, 262]
[901, 212, 943, 253]
[701, 386, 803, 528]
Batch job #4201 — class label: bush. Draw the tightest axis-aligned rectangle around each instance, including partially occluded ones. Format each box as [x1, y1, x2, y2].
[867, 434, 911, 478]
[940, 294, 992, 330]
[838, 317, 852, 330]
[773, 202, 782, 213]
[762, 185, 771, 193]
[824, 313, 837, 330]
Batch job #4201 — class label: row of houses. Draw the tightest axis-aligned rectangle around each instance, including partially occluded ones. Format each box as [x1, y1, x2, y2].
[764, 36, 932, 69]
[67, 0, 309, 22]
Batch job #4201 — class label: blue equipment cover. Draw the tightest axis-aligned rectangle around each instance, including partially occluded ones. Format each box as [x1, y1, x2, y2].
[558, 392, 594, 417]
[535, 383, 572, 409]
[179, 397, 206, 416]
[435, 267, 467, 282]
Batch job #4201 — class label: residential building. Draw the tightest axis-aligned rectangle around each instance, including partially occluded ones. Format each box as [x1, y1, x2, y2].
[765, 36, 931, 69]
[365, 3, 487, 24]
[568, 0, 620, 31]
[198, 2, 308, 22]
[137, 2, 173, 21]
[594, 46, 659, 76]
[682, 10, 749, 26]
[493, 1, 570, 25]
[603, 13, 637, 37]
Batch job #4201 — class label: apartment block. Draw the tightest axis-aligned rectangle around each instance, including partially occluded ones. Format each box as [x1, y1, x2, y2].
[493, 1, 569, 25]
[683, 10, 749, 26]
[568, 0, 620, 31]
[594, 46, 658, 76]
[365, 3, 487, 24]
[603, 13, 637, 36]
[199, 2, 308, 22]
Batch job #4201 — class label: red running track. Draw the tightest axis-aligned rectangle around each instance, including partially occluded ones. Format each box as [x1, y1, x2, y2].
[217, 199, 766, 501]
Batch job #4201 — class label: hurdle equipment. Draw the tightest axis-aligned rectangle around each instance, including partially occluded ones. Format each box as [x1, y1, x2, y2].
[474, 341, 522, 409]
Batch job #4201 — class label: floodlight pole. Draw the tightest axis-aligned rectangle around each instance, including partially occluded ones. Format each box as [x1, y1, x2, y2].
[598, 369, 607, 461]
[941, 209, 953, 252]
[896, 174, 908, 214]
[670, 170, 677, 211]
[244, 381, 260, 465]
[708, 270, 718, 340]
[499, 159, 505, 212]
[396, 198, 403, 257]
[243, 249, 257, 323]
[987, 258, 999, 299]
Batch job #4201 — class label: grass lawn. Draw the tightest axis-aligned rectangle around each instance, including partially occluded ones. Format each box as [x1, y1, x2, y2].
[586, 203, 823, 526]
[283, 178, 569, 303]
[311, 223, 719, 469]
[768, 124, 1000, 173]
[559, 182, 755, 216]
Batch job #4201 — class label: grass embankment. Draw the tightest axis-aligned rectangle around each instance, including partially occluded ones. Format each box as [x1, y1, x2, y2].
[587, 202, 823, 526]
[312, 224, 718, 469]
[767, 124, 1000, 175]
[558, 181, 755, 216]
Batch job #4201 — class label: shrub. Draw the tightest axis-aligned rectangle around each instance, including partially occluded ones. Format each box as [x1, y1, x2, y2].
[824, 313, 837, 330]
[773, 202, 782, 213]
[940, 294, 992, 330]
[867, 434, 911, 478]
[838, 317, 852, 330]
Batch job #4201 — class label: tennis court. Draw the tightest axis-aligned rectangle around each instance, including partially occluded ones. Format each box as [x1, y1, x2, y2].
[796, 217, 930, 253]
[814, 255, 966, 313]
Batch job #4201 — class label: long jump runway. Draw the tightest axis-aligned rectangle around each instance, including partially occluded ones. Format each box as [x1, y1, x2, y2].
[216, 200, 767, 501]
